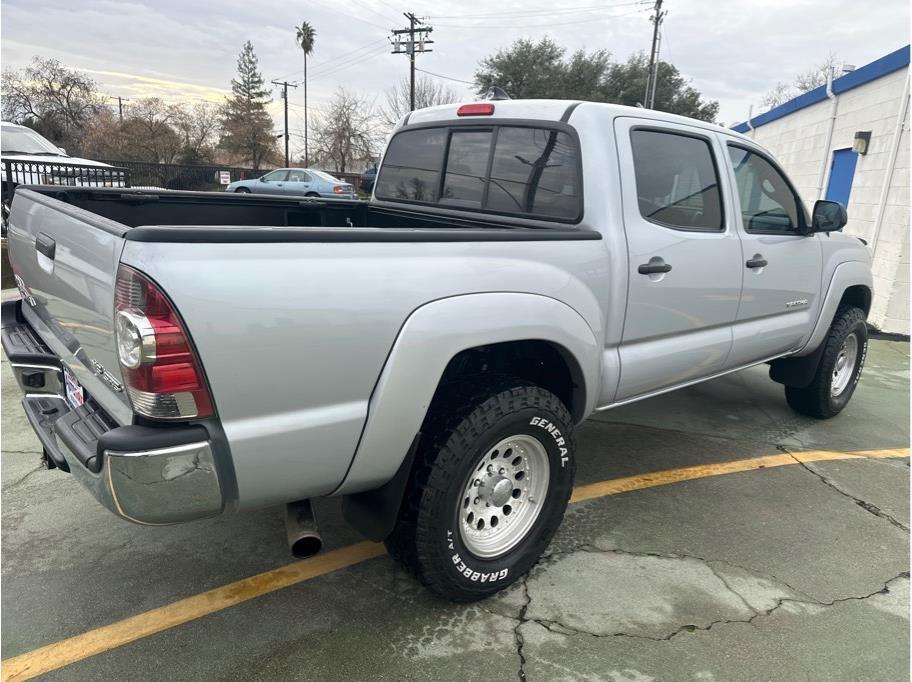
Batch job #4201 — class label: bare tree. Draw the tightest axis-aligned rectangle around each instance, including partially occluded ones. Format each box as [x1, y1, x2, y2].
[81, 108, 128, 160]
[117, 98, 182, 163]
[761, 54, 843, 111]
[309, 89, 379, 173]
[1, 57, 106, 153]
[172, 102, 221, 164]
[381, 75, 459, 128]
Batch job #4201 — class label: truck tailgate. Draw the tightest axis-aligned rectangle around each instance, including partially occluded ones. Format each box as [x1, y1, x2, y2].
[6, 188, 132, 425]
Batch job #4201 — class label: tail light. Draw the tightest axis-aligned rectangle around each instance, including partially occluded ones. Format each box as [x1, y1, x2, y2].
[114, 265, 214, 420]
[333, 185, 346, 194]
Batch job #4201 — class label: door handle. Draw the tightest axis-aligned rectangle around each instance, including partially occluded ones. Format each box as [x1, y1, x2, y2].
[638, 262, 672, 275]
[36, 232, 56, 260]
[746, 257, 768, 269]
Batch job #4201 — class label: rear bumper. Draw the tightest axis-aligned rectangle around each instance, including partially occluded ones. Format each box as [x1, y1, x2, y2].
[2, 298, 225, 524]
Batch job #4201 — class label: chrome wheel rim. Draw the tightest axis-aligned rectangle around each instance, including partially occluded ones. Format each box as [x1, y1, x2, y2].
[831, 333, 858, 397]
[458, 434, 550, 559]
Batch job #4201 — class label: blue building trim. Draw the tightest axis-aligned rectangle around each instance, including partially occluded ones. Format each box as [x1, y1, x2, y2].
[732, 45, 910, 133]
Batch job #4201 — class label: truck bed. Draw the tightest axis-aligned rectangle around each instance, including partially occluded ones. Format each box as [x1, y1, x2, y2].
[22, 186, 597, 242]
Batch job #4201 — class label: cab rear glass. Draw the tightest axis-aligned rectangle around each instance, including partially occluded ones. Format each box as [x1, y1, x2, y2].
[375, 124, 582, 222]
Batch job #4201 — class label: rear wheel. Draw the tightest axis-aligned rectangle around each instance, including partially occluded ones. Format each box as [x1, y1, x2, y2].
[386, 382, 575, 602]
[305, 192, 320, 197]
[785, 305, 867, 418]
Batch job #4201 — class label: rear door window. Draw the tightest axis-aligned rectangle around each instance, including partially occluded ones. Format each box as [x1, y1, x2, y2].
[630, 129, 723, 231]
[376, 124, 581, 221]
[441, 130, 492, 207]
[375, 128, 447, 202]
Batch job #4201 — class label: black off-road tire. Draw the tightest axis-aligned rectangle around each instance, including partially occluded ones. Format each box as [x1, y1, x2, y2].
[385, 381, 576, 602]
[785, 305, 867, 419]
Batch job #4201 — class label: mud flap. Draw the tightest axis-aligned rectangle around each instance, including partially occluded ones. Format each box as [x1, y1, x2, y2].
[769, 342, 827, 388]
[341, 432, 420, 541]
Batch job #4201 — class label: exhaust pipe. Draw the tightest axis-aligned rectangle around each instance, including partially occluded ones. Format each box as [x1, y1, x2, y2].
[285, 499, 324, 558]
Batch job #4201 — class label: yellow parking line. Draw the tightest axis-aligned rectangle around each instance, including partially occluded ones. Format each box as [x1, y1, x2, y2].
[2, 446, 907, 681]
[570, 447, 909, 503]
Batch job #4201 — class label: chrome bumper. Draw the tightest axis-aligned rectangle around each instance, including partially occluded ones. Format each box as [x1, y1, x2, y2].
[3, 299, 225, 525]
[80, 439, 222, 525]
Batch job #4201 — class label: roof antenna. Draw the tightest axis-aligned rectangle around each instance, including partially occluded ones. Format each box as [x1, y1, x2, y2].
[488, 86, 511, 100]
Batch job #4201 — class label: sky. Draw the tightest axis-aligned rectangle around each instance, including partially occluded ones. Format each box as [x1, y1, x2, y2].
[2, 0, 909, 159]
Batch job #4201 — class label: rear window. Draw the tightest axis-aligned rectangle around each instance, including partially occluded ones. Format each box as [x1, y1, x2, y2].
[375, 128, 447, 202]
[376, 124, 581, 221]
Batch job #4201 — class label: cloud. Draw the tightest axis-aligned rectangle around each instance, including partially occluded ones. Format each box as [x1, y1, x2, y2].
[2, 0, 908, 144]
[77, 68, 230, 103]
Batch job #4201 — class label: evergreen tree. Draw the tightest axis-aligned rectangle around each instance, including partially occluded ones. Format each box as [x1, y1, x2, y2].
[220, 41, 278, 169]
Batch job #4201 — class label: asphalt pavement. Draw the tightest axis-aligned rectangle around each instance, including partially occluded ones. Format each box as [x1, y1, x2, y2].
[2, 337, 908, 680]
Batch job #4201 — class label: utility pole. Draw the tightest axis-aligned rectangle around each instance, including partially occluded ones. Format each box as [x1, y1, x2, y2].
[644, 0, 667, 109]
[391, 13, 433, 111]
[108, 95, 128, 122]
[271, 80, 298, 167]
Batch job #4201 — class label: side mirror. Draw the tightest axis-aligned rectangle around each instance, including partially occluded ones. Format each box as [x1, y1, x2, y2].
[57, 146, 67, 155]
[258, 176, 267, 182]
[811, 200, 847, 233]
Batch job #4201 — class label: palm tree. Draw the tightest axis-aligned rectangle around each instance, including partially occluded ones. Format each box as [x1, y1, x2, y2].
[295, 21, 316, 166]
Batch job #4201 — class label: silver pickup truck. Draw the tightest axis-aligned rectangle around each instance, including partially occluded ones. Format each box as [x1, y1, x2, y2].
[3, 100, 872, 602]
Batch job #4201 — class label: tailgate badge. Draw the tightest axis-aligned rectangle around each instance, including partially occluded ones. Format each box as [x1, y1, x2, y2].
[91, 359, 124, 392]
[14, 275, 36, 307]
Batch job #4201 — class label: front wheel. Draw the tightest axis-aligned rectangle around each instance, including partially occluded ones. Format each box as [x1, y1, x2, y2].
[386, 383, 576, 602]
[234, 187, 251, 193]
[785, 305, 867, 418]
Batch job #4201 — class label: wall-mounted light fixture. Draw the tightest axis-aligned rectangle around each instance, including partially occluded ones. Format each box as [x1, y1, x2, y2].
[853, 130, 872, 155]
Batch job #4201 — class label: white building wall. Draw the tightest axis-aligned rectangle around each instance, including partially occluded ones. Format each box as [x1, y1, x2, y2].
[743, 67, 910, 334]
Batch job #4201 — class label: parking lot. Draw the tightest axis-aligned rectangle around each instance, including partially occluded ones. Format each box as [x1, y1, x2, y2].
[2, 336, 908, 680]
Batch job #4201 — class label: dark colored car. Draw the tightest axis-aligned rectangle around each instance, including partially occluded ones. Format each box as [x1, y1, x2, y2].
[359, 167, 377, 194]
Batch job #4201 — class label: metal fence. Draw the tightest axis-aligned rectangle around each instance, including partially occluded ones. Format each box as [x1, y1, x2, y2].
[2, 159, 130, 207]
[96, 160, 263, 192]
[0, 159, 368, 219]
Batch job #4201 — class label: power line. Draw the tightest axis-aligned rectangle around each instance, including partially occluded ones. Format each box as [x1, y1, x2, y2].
[307, 44, 390, 81]
[306, 0, 391, 30]
[350, 0, 400, 24]
[415, 67, 473, 85]
[429, 0, 649, 20]
[432, 6, 648, 29]
[274, 38, 389, 82]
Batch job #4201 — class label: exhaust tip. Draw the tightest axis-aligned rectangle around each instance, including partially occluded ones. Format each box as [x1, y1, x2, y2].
[290, 534, 323, 559]
[285, 499, 324, 559]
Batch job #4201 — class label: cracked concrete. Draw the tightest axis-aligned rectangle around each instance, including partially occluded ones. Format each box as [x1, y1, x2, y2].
[492, 545, 908, 644]
[2, 331, 908, 679]
[784, 447, 910, 531]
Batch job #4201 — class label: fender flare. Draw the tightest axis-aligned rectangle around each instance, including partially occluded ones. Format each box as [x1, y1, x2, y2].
[795, 261, 872, 357]
[336, 292, 601, 498]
